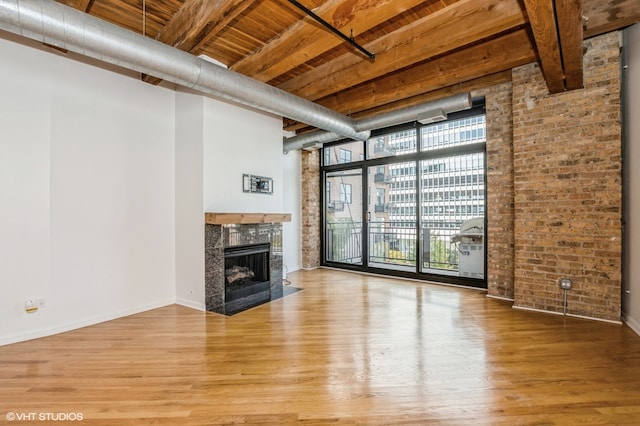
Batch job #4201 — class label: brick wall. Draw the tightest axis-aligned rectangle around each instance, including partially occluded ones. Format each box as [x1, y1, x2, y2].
[475, 82, 516, 299]
[300, 150, 321, 268]
[512, 32, 622, 321]
[296, 33, 622, 322]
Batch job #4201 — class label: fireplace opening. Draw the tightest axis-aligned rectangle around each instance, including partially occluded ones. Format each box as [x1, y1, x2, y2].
[224, 243, 270, 313]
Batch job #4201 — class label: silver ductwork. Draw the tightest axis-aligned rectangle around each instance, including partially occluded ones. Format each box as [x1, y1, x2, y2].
[283, 93, 473, 153]
[0, 0, 369, 141]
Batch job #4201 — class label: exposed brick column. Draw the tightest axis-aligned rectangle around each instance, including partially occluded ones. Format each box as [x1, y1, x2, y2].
[512, 32, 622, 321]
[301, 150, 321, 268]
[475, 82, 516, 299]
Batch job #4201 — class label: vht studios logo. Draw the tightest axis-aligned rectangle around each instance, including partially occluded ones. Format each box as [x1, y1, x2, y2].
[6, 412, 84, 422]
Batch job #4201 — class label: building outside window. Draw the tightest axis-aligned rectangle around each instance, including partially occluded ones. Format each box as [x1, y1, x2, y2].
[339, 148, 352, 164]
[340, 183, 352, 204]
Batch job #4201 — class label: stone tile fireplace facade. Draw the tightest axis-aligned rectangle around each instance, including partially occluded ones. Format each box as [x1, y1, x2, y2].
[204, 213, 290, 315]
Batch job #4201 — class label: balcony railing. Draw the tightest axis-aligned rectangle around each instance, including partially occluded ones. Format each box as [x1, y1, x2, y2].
[326, 220, 460, 271]
[326, 221, 362, 264]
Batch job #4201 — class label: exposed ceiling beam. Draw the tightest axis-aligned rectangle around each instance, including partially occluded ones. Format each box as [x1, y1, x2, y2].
[278, 0, 527, 101]
[287, 0, 375, 60]
[317, 28, 536, 115]
[355, 71, 513, 119]
[556, 0, 583, 90]
[583, 0, 640, 38]
[57, 0, 92, 12]
[156, 0, 253, 52]
[523, 0, 565, 93]
[285, 71, 513, 133]
[284, 29, 535, 133]
[143, 0, 253, 84]
[231, 0, 428, 82]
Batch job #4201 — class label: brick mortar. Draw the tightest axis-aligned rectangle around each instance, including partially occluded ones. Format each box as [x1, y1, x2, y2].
[475, 81, 516, 299]
[511, 32, 622, 321]
[300, 150, 321, 268]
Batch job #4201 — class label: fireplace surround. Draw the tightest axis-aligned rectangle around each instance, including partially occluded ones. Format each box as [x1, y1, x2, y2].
[204, 213, 290, 315]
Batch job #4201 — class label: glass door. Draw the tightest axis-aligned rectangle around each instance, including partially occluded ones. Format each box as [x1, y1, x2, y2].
[325, 168, 363, 265]
[367, 161, 417, 272]
[419, 153, 485, 278]
[321, 106, 487, 287]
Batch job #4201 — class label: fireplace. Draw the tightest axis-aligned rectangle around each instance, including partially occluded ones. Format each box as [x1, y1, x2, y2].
[224, 243, 271, 314]
[205, 214, 290, 315]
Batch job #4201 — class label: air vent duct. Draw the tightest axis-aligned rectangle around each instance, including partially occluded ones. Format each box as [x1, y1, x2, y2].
[0, 0, 369, 142]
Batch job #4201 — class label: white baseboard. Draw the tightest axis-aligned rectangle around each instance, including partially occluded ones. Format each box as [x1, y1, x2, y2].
[0, 298, 175, 346]
[513, 304, 565, 317]
[486, 294, 515, 302]
[176, 298, 205, 311]
[513, 304, 622, 325]
[622, 314, 640, 337]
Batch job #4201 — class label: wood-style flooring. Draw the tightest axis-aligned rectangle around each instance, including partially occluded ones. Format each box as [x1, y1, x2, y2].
[2, 269, 640, 425]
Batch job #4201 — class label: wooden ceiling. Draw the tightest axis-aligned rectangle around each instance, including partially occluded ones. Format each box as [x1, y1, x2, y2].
[57, 0, 640, 133]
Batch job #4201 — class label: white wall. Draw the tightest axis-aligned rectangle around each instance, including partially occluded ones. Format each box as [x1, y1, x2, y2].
[0, 35, 176, 345]
[623, 23, 640, 335]
[0, 30, 304, 343]
[175, 90, 205, 310]
[203, 98, 284, 213]
[0, 35, 52, 344]
[176, 95, 302, 306]
[283, 150, 302, 273]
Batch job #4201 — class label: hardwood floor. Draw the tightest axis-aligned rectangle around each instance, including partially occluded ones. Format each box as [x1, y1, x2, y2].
[2, 269, 640, 425]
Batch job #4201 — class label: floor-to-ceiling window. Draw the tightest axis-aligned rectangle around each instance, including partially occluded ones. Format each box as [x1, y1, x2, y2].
[322, 101, 487, 288]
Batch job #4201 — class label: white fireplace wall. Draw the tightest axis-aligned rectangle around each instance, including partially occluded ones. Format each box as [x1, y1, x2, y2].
[202, 99, 284, 213]
[175, 92, 303, 310]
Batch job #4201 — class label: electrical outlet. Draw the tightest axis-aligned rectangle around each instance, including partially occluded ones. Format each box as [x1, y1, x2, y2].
[25, 299, 38, 313]
[559, 278, 573, 290]
[25, 299, 46, 313]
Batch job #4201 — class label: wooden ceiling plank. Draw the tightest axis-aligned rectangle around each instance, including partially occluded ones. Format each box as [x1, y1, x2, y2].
[141, 0, 253, 84]
[356, 71, 513, 118]
[523, 0, 565, 93]
[231, 0, 428, 82]
[555, 0, 583, 90]
[278, 0, 527, 101]
[285, 71, 513, 133]
[57, 0, 92, 12]
[155, 0, 253, 54]
[313, 29, 536, 117]
[583, 0, 640, 38]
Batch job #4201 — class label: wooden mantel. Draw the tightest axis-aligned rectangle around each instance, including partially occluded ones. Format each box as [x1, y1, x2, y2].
[205, 212, 292, 225]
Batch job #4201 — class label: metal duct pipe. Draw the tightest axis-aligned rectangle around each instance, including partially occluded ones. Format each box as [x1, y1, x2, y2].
[0, 0, 369, 141]
[356, 92, 471, 130]
[283, 93, 472, 153]
[289, 130, 372, 151]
